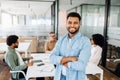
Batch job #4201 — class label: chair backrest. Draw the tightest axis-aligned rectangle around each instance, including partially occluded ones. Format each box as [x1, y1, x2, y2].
[0, 59, 11, 80]
[3, 58, 26, 80]
[10, 70, 26, 80]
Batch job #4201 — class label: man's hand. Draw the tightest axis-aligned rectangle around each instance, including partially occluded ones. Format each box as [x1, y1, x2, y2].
[68, 56, 78, 62]
[60, 56, 78, 64]
[26, 61, 33, 66]
[63, 63, 68, 67]
[29, 56, 33, 59]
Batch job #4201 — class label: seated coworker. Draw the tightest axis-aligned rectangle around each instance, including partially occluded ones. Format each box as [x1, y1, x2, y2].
[4, 35, 33, 80]
[89, 34, 104, 65]
[45, 32, 57, 53]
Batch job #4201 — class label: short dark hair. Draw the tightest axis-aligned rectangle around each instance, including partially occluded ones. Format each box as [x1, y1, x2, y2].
[67, 12, 81, 21]
[92, 34, 104, 48]
[49, 32, 55, 34]
[6, 35, 19, 46]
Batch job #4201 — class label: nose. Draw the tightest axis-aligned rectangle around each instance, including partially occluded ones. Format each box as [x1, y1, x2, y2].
[70, 23, 74, 27]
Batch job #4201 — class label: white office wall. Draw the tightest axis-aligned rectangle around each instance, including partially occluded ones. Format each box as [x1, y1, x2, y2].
[0, 9, 1, 24]
[58, 10, 67, 37]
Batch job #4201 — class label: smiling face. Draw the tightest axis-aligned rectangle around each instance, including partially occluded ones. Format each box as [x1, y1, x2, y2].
[66, 17, 80, 35]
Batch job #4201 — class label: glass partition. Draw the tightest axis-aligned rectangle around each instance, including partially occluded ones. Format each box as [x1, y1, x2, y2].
[0, 13, 52, 37]
[81, 5, 105, 38]
[106, 0, 120, 77]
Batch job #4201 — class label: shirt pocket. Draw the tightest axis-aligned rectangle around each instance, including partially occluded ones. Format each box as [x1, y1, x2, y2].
[60, 44, 66, 56]
[71, 46, 81, 56]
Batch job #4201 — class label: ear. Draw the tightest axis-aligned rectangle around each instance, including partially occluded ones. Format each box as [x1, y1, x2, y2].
[11, 43, 15, 46]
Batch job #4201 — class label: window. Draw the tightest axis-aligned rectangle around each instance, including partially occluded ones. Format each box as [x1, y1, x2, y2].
[2, 12, 12, 27]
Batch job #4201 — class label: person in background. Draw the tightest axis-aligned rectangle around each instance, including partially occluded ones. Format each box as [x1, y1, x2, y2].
[50, 12, 91, 80]
[45, 32, 57, 80]
[4, 35, 33, 80]
[89, 33, 104, 65]
[45, 32, 57, 53]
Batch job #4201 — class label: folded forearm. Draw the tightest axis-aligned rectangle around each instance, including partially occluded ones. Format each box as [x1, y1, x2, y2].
[60, 57, 71, 64]
[60, 56, 78, 64]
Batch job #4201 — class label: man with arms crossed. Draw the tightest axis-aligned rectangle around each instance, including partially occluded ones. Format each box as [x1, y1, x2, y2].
[50, 12, 91, 80]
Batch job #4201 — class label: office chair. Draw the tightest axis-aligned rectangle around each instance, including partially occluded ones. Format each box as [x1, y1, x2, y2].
[10, 70, 26, 80]
[3, 58, 26, 80]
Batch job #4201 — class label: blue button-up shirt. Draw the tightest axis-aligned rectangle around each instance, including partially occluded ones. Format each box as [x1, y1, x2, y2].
[50, 32, 91, 80]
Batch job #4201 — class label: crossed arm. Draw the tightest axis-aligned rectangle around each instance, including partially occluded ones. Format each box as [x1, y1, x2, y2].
[60, 56, 78, 67]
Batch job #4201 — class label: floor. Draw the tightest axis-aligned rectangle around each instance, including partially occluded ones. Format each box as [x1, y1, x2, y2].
[0, 53, 120, 80]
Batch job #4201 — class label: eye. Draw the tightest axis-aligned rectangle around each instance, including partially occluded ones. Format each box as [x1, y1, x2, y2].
[74, 22, 78, 25]
[68, 21, 72, 24]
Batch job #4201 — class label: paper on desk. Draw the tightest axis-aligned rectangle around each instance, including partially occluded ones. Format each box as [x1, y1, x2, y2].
[37, 64, 54, 72]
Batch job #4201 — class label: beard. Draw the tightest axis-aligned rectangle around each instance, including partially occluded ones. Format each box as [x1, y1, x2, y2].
[67, 28, 79, 34]
[14, 45, 18, 48]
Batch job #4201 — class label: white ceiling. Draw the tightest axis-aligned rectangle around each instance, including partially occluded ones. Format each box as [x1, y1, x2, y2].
[0, 0, 119, 16]
[0, 0, 54, 16]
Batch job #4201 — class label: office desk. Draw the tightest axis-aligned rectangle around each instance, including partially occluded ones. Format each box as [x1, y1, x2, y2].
[26, 53, 54, 80]
[0, 42, 31, 57]
[26, 53, 103, 80]
[86, 63, 103, 80]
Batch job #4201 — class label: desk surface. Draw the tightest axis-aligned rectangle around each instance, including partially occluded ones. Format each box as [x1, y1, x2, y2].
[86, 63, 103, 74]
[26, 53, 54, 80]
[26, 53, 103, 80]
[26, 64, 55, 79]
